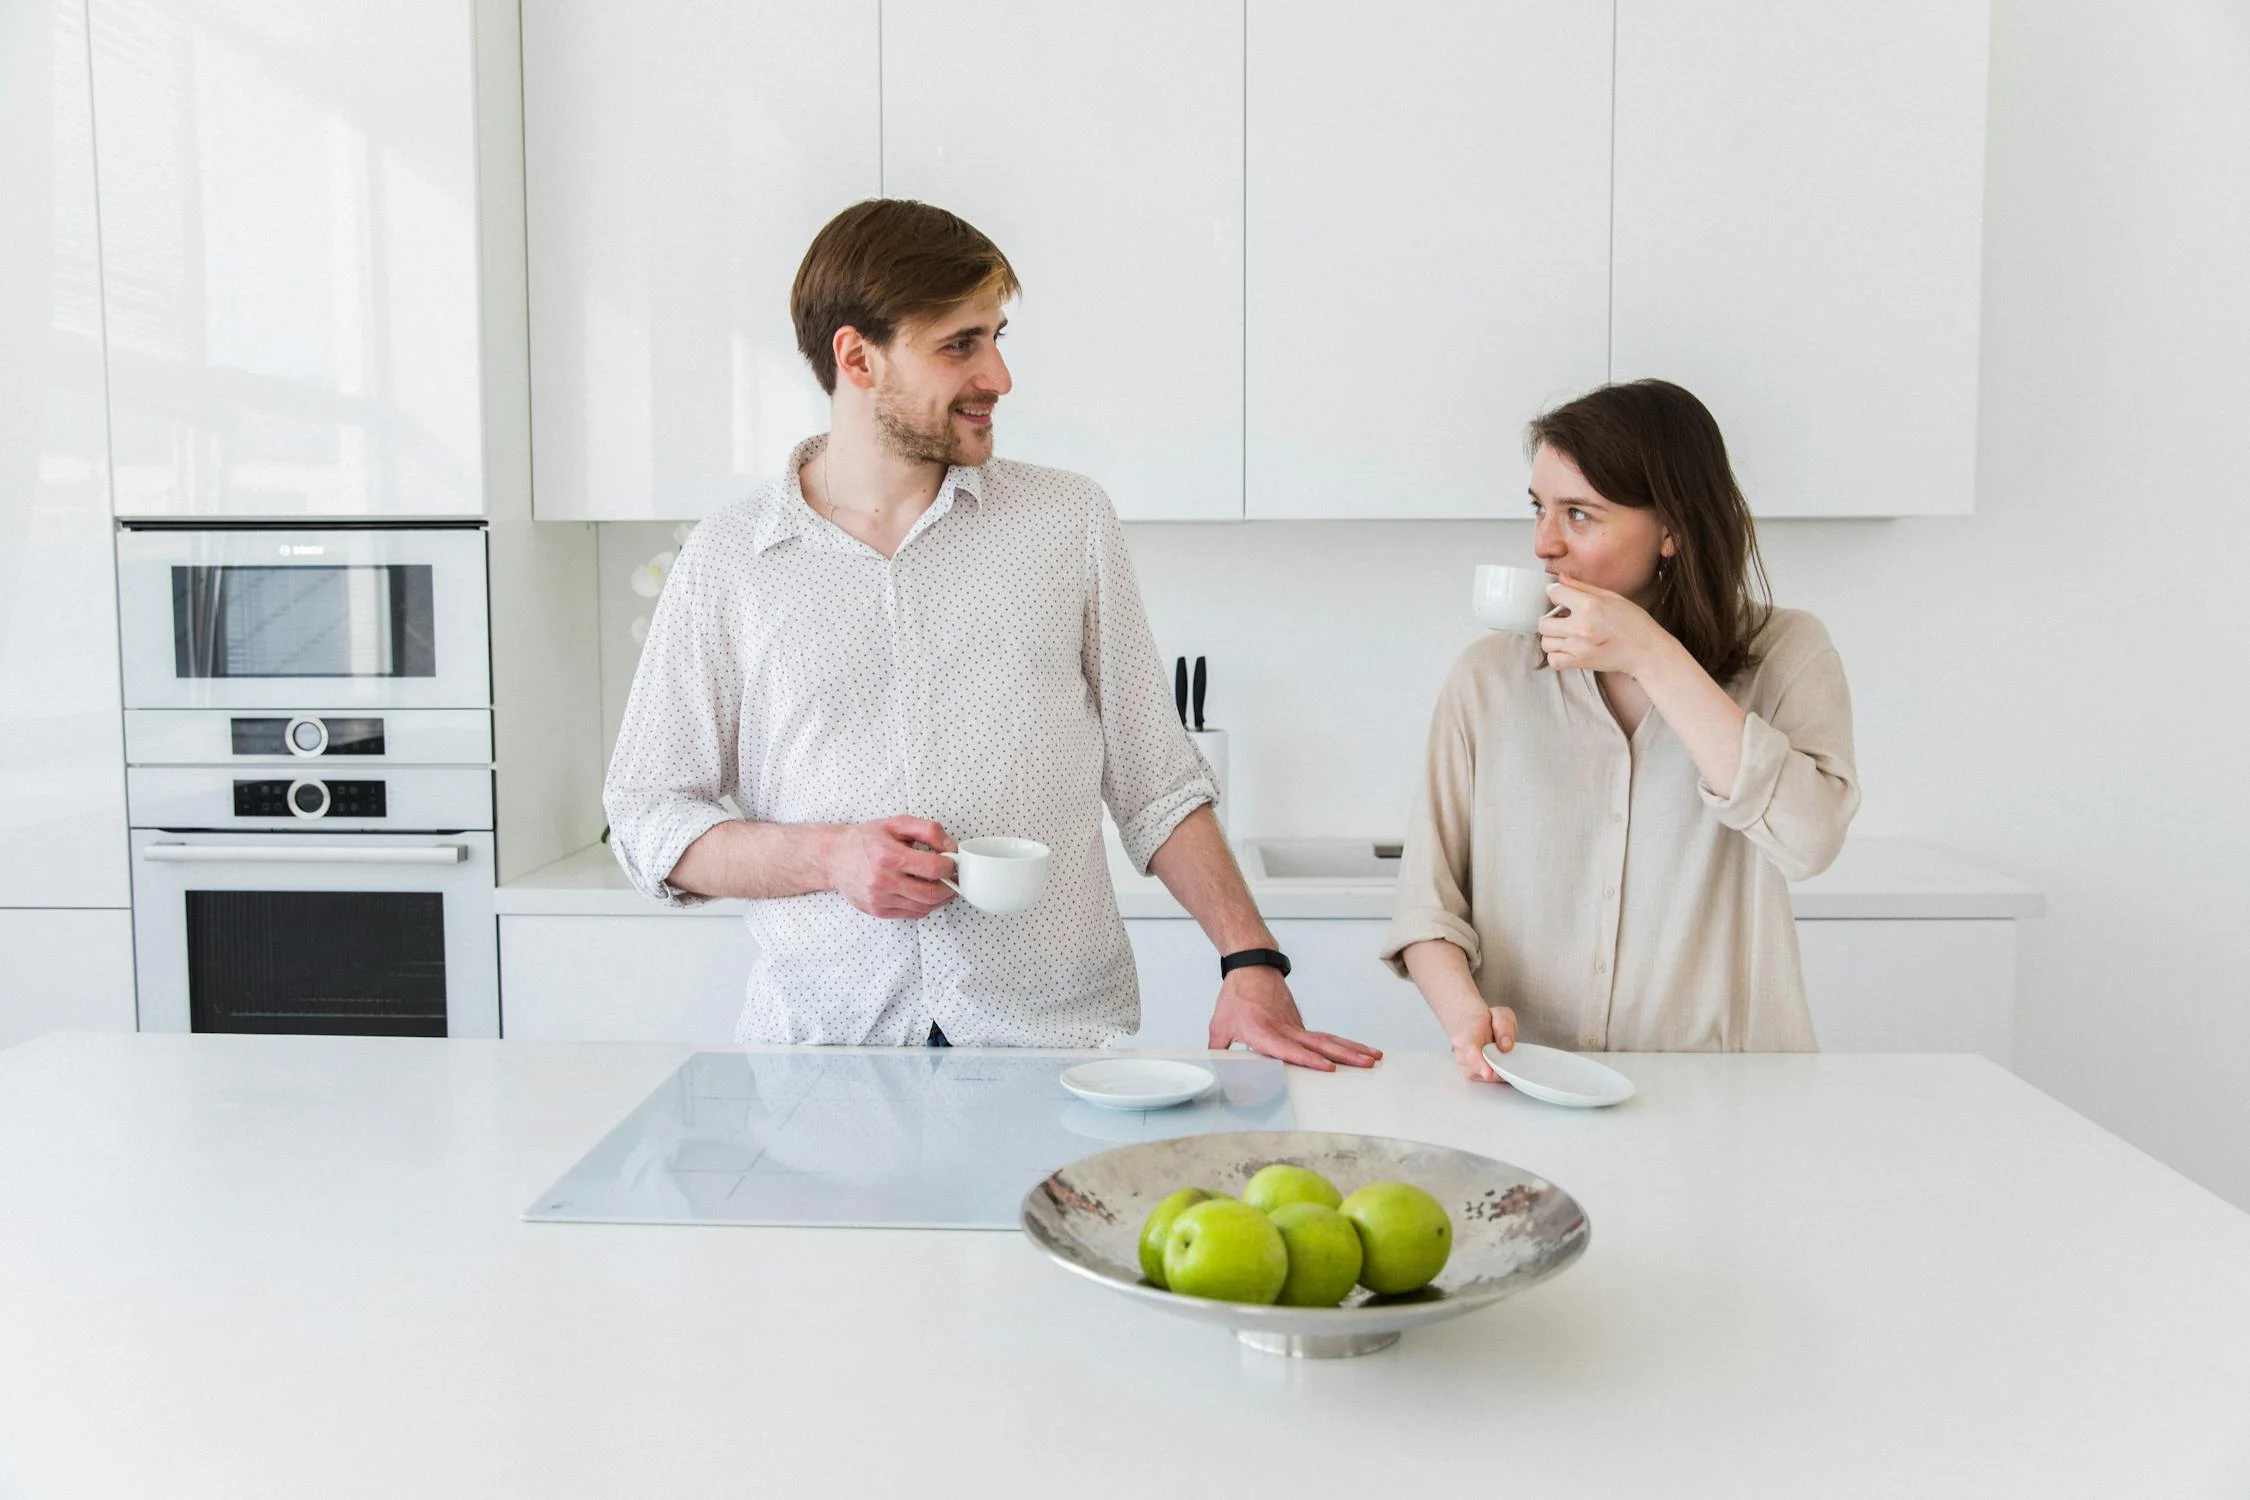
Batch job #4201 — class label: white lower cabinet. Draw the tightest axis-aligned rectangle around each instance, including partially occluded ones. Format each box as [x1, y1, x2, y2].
[494, 912, 2017, 1063]
[499, 915, 753, 1042]
[0, 910, 138, 1051]
[1120, 917, 2019, 1063]
[1795, 919, 2015, 1065]
[1116, 920, 1434, 1056]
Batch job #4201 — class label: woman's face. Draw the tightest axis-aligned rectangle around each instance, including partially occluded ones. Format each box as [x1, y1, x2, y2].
[1527, 443, 1674, 605]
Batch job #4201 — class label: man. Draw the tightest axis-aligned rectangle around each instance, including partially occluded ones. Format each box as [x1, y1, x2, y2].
[604, 199, 1378, 1070]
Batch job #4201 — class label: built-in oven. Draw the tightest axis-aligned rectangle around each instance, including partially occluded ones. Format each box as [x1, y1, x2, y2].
[120, 525, 498, 1038]
[129, 823, 498, 1038]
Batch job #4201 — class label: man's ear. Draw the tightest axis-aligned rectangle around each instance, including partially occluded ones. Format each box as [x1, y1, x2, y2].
[832, 326, 878, 393]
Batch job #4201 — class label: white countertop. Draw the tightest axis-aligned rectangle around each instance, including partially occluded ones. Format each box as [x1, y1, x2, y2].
[499, 834, 2045, 921]
[2, 1034, 2241, 1497]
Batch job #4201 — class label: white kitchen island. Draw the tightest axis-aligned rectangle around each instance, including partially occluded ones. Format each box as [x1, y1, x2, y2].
[2, 1035, 2244, 1499]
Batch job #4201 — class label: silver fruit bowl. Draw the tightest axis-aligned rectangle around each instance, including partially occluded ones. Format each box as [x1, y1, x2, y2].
[1021, 1130, 1590, 1358]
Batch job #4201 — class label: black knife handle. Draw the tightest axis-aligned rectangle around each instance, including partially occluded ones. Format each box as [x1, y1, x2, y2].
[1191, 656, 1207, 731]
[1173, 656, 1189, 726]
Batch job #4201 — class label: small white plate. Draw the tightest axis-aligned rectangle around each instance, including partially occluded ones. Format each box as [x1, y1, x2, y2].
[1059, 1060, 1215, 1111]
[1482, 1042, 1636, 1108]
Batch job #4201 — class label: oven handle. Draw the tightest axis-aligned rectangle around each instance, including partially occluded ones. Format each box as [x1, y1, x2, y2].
[140, 843, 469, 866]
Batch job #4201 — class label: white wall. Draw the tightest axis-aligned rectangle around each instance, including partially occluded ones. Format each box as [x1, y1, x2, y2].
[594, 0, 2250, 1211]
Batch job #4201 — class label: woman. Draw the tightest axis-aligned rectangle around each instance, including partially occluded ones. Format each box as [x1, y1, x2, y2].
[1382, 380, 1860, 1078]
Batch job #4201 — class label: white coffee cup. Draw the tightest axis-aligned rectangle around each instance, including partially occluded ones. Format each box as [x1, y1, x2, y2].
[938, 837, 1051, 915]
[1472, 563, 1560, 633]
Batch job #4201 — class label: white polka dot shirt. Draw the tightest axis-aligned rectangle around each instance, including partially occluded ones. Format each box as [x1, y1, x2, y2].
[603, 434, 1217, 1047]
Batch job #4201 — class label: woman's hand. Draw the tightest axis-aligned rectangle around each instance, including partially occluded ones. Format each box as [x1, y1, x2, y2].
[1537, 574, 1671, 675]
[1401, 939, 1518, 1086]
[1447, 1004, 1519, 1084]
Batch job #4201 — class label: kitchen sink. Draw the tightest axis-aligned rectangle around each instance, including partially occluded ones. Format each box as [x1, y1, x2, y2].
[1241, 839, 1404, 883]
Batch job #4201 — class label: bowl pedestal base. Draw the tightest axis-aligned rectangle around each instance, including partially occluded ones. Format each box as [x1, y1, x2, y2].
[1236, 1328, 1401, 1359]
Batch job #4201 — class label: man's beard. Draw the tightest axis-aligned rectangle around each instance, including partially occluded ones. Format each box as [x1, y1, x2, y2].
[873, 382, 988, 467]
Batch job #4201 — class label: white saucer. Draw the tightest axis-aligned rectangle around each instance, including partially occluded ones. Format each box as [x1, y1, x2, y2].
[1481, 1042, 1636, 1108]
[1059, 1059, 1215, 1111]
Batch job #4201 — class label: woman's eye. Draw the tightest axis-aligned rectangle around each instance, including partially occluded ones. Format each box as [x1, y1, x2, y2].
[1569, 508, 1590, 524]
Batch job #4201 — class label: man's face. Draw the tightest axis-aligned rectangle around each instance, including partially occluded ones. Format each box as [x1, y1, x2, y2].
[868, 292, 1013, 467]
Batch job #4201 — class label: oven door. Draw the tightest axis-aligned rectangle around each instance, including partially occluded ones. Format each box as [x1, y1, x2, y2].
[117, 527, 489, 710]
[130, 830, 499, 1037]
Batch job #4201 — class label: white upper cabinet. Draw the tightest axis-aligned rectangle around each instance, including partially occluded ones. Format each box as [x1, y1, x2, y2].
[521, 1, 879, 522]
[86, 0, 485, 519]
[1244, 1, 1613, 520]
[1611, 0, 1991, 517]
[0, 0, 131, 907]
[882, 0, 1244, 521]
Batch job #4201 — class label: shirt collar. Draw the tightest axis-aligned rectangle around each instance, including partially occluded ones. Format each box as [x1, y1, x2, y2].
[749, 433, 986, 555]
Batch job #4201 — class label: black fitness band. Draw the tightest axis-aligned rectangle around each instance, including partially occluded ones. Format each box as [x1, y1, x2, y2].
[1219, 947, 1292, 979]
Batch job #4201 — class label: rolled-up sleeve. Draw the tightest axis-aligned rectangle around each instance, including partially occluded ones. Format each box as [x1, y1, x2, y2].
[1697, 641, 1860, 881]
[602, 532, 741, 906]
[1381, 654, 1486, 977]
[1081, 491, 1215, 871]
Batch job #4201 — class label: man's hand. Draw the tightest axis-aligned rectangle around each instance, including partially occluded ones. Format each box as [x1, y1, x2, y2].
[826, 816, 957, 919]
[1206, 965, 1383, 1072]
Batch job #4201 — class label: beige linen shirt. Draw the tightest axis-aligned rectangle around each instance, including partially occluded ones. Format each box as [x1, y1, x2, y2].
[604, 435, 1215, 1047]
[1380, 608, 1859, 1052]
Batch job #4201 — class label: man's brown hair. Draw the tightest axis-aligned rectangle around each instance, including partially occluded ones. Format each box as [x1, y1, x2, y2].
[790, 199, 1021, 395]
[1526, 380, 1774, 684]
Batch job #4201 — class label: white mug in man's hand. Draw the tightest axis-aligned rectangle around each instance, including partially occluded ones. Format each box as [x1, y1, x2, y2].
[1472, 563, 1562, 633]
[938, 837, 1051, 914]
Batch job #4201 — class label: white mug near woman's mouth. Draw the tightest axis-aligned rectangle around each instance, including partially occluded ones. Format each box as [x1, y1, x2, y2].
[938, 837, 1051, 914]
[1472, 563, 1562, 633]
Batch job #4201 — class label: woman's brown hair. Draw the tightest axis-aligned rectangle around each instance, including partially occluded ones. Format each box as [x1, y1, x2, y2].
[790, 199, 1021, 395]
[1526, 379, 1773, 684]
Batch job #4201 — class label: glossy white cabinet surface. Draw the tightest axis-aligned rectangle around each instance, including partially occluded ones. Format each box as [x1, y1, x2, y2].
[0, 0, 130, 907]
[1611, 0, 1989, 517]
[499, 914, 753, 1042]
[1115, 919, 1437, 1055]
[882, 0, 1244, 522]
[86, 0, 484, 518]
[1245, 0, 1612, 520]
[0, 910, 137, 1048]
[521, 0, 878, 521]
[1797, 918, 2014, 1066]
[1122, 916, 2019, 1063]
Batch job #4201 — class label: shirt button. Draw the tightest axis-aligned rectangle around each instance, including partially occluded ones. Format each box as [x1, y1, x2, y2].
[1604, 886, 1617, 899]
[1596, 960, 1608, 974]
[1609, 811, 1623, 825]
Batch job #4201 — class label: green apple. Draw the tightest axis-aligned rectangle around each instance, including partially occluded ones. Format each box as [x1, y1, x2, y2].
[1268, 1201, 1364, 1308]
[1161, 1199, 1289, 1304]
[1138, 1187, 1215, 1287]
[1242, 1162, 1344, 1215]
[1340, 1180, 1453, 1295]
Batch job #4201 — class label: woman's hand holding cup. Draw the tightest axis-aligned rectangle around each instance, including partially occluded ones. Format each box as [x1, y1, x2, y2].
[1536, 573, 1667, 675]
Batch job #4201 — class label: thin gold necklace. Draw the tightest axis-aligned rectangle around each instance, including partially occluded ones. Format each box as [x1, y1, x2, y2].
[814, 451, 884, 524]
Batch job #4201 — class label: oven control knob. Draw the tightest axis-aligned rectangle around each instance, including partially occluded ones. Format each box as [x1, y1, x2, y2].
[287, 779, 330, 819]
[285, 715, 328, 757]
